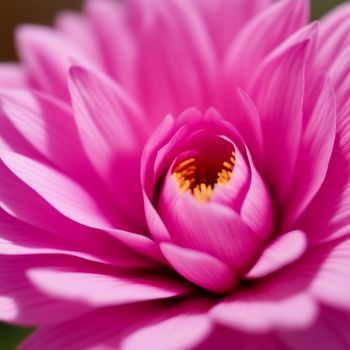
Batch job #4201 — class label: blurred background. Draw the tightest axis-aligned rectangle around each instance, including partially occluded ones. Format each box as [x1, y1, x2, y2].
[0, 0, 347, 348]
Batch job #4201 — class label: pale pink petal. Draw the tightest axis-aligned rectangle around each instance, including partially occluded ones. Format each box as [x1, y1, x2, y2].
[250, 41, 307, 205]
[0, 255, 96, 325]
[0, 64, 28, 88]
[55, 11, 99, 61]
[0, 209, 154, 269]
[28, 268, 191, 307]
[211, 270, 317, 332]
[84, 0, 137, 92]
[316, 2, 350, 72]
[122, 298, 213, 350]
[0, 89, 96, 181]
[278, 306, 350, 350]
[284, 75, 336, 227]
[20, 299, 212, 350]
[16, 25, 96, 100]
[224, 0, 309, 90]
[246, 230, 307, 279]
[68, 65, 149, 228]
[1, 152, 123, 229]
[129, 0, 217, 122]
[300, 238, 350, 310]
[160, 243, 238, 294]
[191, 0, 273, 55]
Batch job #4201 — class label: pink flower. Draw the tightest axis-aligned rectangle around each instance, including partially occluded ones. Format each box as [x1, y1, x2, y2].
[1, 0, 350, 348]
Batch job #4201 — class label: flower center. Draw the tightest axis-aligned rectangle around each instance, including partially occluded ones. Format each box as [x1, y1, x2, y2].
[172, 151, 236, 202]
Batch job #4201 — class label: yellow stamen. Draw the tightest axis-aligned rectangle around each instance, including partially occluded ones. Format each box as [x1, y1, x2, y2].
[172, 151, 236, 202]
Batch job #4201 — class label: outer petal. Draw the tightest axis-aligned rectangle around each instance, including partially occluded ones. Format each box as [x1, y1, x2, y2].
[246, 230, 307, 279]
[1, 152, 118, 229]
[0, 89, 96, 183]
[27, 268, 191, 307]
[0, 255, 96, 326]
[211, 269, 318, 332]
[284, 75, 336, 227]
[0, 64, 28, 88]
[190, 0, 273, 55]
[16, 25, 96, 100]
[20, 299, 212, 350]
[68, 65, 149, 229]
[0, 209, 154, 269]
[278, 306, 350, 350]
[224, 0, 309, 90]
[250, 41, 307, 205]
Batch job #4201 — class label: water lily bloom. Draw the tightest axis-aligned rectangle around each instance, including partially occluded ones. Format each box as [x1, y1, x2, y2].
[1, 0, 350, 348]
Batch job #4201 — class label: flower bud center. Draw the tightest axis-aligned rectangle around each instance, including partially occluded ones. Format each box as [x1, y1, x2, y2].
[172, 151, 236, 202]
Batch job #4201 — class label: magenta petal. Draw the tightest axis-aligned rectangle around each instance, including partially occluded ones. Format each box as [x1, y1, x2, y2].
[246, 230, 307, 278]
[20, 299, 212, 350]
[160, 243, 238, 294]
[69, 65, 149, 228]
[16, 25, 96, 101]
[0, 64, 28, 88]
[211, 271, 317, 332]
[284, 74, 336, 226]
[1, 151, 120, 229]
[224, 0, 309, 90]
[28, 268, 192, 307]
[278, 306, 350, 350]
[250, 41, 307, 205]
[122, 298, 213, 350]
[0, 89, 95, 182]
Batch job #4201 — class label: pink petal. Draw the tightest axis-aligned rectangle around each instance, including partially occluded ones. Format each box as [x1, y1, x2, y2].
[0, 209, 155, 269]
[84, 0, 137, 91]
[16, 25, 96, 101]
[278, 306, 350, 350]
[1, 151, 122, 229]
[224, 0, 309, 90]
[191, 0, 273, 55]
[159, 175, 260, 272]
[160, 243, 238, 294]
[28, 268, 191, 307]
[211, 270, 317, 332]
[20, 299, 212, 350]
[0, 255, 96, 325]
[0, 89, 96, 182]
[246, 230, 307, 278]
[284, 74, 336, 227]
[128, 0, 217, 122]
[122, 298, 213, 350]
[250, 41, 307, 205]
[0, 64, 28, 88]
[68, 65, 149, 228]
[303, 238, 350, 310]
[316, 2, 350, 72]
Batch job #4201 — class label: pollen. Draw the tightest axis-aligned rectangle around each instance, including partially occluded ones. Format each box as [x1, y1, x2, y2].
[173, 151, 236, 202]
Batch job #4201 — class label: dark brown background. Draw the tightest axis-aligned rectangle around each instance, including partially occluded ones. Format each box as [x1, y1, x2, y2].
[0, 0, 347, 349]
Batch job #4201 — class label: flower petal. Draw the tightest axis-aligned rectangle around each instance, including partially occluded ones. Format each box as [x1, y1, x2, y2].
[160, 243, 238, 294]
[20, 299, 212, 350]
[28, 268, 191, 307]
[224, 0, 309, 90]
[68, 65, 149, 229]
[250, 41, 307, 205]
[211, 269, 317, 332]
[246, 230, 307, 279]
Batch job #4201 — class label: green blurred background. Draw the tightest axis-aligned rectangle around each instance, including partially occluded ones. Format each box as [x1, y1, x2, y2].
[0, 0, 347, 349]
